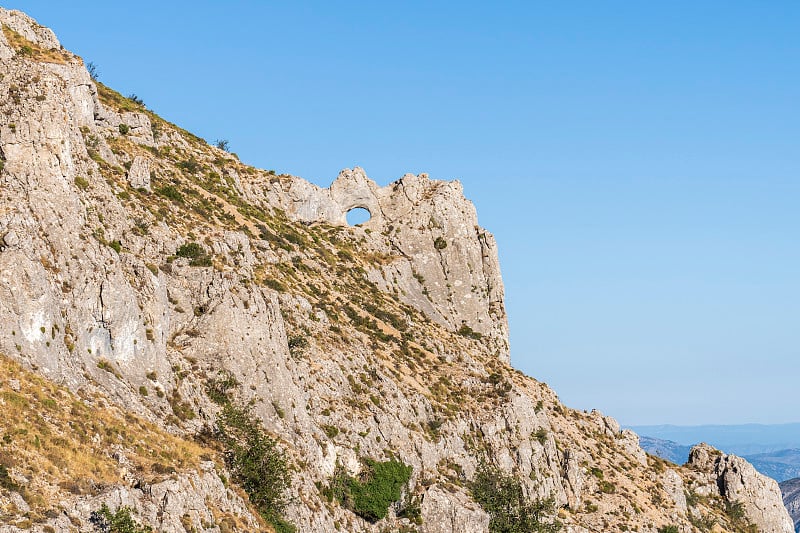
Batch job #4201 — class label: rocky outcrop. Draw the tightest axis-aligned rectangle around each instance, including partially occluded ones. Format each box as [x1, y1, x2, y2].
[780, 477, 800, 532]
[687, 443, 794, 532]
[0, 468, 261, 533]
[419, 485, 490, 533]
[126, 155, 151, 190]
[248, 167, 510, 358]
[0, 7, 791, 533]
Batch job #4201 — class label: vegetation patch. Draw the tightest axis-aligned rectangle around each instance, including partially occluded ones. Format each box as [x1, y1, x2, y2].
[470, 461, 562, 533]
[90, 504, 152, 533]
[155, 184, 184, 203]
[95, 82, 147, 113]
[175, 241, 212, 267]
[324, 458, 413, 523]
[74, 176, 90, 190]
[458, 324, 482, 340]
[2, 27, 73, 64]
[205, 375, 295, 533]
[0, 354, 206, 525]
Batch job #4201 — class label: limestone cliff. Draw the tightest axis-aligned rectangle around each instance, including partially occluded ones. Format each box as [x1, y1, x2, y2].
[0, 8, 792, 533]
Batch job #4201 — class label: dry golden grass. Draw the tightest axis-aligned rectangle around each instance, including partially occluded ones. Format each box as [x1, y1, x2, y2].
[1, 26, 74, 64]
[0, 354, 211, 522]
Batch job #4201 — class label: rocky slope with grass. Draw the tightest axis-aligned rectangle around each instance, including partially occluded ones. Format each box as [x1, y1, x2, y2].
[0, 8, 794, 533]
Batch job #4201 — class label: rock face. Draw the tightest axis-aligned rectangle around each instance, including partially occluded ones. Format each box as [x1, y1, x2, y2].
[248, 167, 510, 358]
[126, 155, 151, 190]
[780, 477, 800, 532]
[687, 443, 794, 532]
[0, 7, 792, 533]
[419, 485, 491, 533]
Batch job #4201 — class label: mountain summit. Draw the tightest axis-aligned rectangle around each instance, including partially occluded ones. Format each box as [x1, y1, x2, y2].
[0, 8, 793, 533]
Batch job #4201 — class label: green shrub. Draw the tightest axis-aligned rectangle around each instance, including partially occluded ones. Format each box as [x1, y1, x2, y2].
[175, 242, 211, 266]
[0, 464, 19, 491]
[433, 236, 448, 250]
[326, 458, 413, 523]
[205, 372, 238, 405]
[726, 501, 746, 521]
[178, 156, 201, 174]
[156, 185, 183, 203]
[205, 378, 293, 531]
[168, 390, 195, 421]
[90, 504, 151, 533]
[724, 501, 757, 532]
[97, 359, 122, 379]
[458, 324, 482, 340]
[176, 242, 204, 259]
[127, 94, 144, 106]
[118, 124, 130, 135]
[598, 480, 616, 494]
[216, 402, 294, 531]
[657, 527, 679, 533]
[74, 176, 90, 190]
[263, 278, 287, 292]
[470, 461, 562, 533]
[350, 459, 412, 522]
[288, 335, 308, 355]
[189, 255, 212, 267]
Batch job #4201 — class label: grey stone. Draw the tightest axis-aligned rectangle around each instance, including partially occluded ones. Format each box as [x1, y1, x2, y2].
[2, 230, 18, 249]
[126, 156, 151, 190]
[420, 485, 490, 533]
[687, 443, 794, 532]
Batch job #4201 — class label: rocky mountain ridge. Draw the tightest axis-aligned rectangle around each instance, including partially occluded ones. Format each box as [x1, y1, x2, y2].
[631, 424, 800, 457]
[640, 436, 800, 483]
[0, 8, 793, 533]
[780, 478, 800, 532]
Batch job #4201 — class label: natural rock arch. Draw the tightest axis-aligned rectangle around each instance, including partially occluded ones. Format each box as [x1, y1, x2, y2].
[345, 206, 371, 226]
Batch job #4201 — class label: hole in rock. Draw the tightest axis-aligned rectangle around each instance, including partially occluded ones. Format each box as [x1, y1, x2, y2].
[346, 207, 371, 226]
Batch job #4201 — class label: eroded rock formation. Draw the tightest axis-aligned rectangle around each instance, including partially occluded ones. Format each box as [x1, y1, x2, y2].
[0, 8, 791, 533]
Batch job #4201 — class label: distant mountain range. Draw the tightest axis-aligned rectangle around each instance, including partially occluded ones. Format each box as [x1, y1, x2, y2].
[629, 423, 800, 456]
[631, 424, 800, 483]
[781, 478, 800, 533]
[638, 436, 693, 465]
[747, 449, 800, 483]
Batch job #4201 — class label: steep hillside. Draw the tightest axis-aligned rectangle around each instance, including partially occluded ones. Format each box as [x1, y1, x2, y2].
[0, 8, 793, 533]
[780, 478, 800, 532]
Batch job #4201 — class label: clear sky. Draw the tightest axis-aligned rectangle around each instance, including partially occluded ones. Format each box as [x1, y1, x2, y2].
[9, 1, 799, 425]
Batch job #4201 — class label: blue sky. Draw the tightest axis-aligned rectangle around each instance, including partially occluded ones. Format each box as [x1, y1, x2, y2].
[9, 1, 799, 425]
